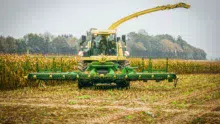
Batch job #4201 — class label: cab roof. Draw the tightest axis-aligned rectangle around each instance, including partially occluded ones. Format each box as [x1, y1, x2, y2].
[91, 29, 116, 35]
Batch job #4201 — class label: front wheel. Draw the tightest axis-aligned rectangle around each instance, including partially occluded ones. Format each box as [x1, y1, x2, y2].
[78, 80, 93, 89]
[116, 80, 130, 89]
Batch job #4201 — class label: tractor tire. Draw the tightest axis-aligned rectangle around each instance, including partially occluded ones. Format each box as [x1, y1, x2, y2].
[78, 80, 93, 89]
[116, 80, 130, 89]
[78, 80, 84, 89]
[124, 81, 130, 89]
[77, 61, 87, 72]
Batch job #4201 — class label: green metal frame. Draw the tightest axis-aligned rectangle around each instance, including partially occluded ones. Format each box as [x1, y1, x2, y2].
[27, 57, 177, 86]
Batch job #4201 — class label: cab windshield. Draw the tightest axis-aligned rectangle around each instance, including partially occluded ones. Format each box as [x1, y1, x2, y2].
[91, 34, 117, 55]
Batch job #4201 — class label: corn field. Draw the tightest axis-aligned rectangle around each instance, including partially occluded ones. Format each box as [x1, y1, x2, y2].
[0, 54, 220, 89]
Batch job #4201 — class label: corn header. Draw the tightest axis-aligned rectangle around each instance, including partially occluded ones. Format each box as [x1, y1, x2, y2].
[27, 3, 190, 89]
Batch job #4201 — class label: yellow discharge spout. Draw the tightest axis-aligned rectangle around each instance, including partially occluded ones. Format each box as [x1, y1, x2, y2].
[108, 2, 190, 30]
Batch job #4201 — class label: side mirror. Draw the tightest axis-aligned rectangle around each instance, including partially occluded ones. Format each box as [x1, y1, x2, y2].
[92, 35, 95, 40]
[80, 35, 86, 45]
[117, 37, 120, 42]
[122, 35, 126, 42]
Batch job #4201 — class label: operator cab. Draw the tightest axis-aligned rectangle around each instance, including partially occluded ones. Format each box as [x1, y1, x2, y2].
[80, 29, 122, 56]
[92, 33, 116, 55]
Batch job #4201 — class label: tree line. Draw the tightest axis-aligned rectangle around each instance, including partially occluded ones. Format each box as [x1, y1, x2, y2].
[127, 30, 206, 60]
[0, 30, 207, 59]
[0, 32, 79, 55]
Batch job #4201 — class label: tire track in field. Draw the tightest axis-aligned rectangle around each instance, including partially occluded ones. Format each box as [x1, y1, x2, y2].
[1, 101, 218, 124]
[89, 86, 220, 123]
[0, 101, 191, 124]
[90, 111, 139, 124]
[160, 105, 220, 124]
[157, 99, 220, 124]
[155, 86, 220, 105]
[154, 87, 220, 124]
[0, 86, 219, 123]
[88, 108, 190, 124]
[0, 101, 187, 113]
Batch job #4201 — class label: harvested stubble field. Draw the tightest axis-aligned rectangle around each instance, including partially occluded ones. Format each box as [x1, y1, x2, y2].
[0, 54, 220, 123]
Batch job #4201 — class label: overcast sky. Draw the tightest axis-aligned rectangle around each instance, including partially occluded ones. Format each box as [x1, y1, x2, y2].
[0, 0, 219, 58]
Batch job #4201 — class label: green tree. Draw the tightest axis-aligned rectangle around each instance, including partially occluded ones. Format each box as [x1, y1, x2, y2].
[4, 36, 17, 53]
[0, 36, 6, 53]
[24, 33, 46, 54]
[50, 36, 70, 54]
